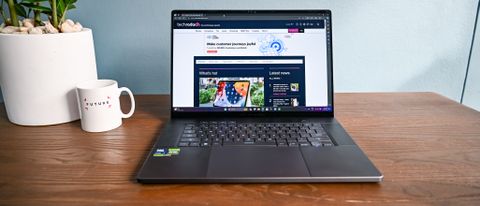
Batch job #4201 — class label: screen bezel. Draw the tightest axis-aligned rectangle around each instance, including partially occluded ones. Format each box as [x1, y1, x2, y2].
[170, 10, 334, 118]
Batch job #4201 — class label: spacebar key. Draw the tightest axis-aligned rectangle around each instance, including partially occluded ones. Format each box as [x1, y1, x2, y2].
[223, 142, 277, 146]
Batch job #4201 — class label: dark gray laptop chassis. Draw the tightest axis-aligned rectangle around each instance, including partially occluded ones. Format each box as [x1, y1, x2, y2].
[137, 10, 382, 183]
[137, 117, 383, 183]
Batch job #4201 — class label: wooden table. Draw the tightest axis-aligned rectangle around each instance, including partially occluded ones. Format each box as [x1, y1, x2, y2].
[1, 93, 479, 205]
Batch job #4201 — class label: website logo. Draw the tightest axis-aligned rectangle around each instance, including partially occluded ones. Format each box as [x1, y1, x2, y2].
[176, 22, 201, 27]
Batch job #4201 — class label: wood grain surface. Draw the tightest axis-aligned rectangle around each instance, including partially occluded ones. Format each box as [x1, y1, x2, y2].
[0, 93, 479, 205]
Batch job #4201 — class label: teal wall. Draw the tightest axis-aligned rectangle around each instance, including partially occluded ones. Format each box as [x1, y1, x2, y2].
[463, 6, 480, 111]
[1, 0, 480, 110]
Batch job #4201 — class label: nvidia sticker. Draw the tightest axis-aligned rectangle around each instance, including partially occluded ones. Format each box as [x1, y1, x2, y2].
[153, 148, 181, 157]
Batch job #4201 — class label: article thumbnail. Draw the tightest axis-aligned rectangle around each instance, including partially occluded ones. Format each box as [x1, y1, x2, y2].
[199, 77, 264, 107]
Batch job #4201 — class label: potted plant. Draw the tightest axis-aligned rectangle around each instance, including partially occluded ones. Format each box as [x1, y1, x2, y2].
[0, 0, 97, 126]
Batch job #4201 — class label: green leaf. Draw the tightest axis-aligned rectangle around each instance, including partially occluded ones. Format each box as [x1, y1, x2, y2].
[66, 4, 74, 10]
[57, 0, 64, 16]
[40, 10, 51, 15]
[63, 0, 76, 5]
[21, 2, 51, 12]
[22, 0, 49, 2]
[14, 3, 27, 18]
[0, 1, 7, 25]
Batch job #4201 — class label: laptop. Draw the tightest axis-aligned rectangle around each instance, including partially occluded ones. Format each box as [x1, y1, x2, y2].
[137, 10, 383, 183]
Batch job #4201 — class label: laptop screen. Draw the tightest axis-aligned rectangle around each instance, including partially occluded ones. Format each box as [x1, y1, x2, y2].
[171, 11, 333, 114]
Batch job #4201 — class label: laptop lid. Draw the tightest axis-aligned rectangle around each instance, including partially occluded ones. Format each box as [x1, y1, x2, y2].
[171, 10, 333, 117]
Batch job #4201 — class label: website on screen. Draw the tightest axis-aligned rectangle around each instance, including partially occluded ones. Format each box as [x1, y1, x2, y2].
[172, 14, 331, 112]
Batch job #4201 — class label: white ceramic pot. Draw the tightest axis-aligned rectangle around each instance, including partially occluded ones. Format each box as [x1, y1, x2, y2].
[0, 29, 98, 126]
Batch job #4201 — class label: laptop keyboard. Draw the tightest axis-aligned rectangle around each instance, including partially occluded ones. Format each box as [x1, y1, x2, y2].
[178, 121, 334, 147]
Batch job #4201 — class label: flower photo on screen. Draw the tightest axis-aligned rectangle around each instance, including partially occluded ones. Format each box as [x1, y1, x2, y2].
[199, 77, 264, 107]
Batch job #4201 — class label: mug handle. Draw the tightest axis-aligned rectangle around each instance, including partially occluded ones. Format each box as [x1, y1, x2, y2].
[118, 87, 135, 118]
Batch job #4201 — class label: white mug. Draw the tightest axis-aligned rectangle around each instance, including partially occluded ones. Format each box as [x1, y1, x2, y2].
[76, 79, 135, 132]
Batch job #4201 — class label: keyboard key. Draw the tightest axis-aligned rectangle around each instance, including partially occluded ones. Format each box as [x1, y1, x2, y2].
[311, 141, 322, 147]
[311, 134, 328, 138]
[255, 142, 277, 146]
[178, 142, 189, 147]
[182, 134, 197, 138]
[223, 141, 243, 146]
[300, 133, 310, 138]
[287, 139, 298, 144]
[320, 140, 333, 144]
[180, 138, 200, 142]
[189, 142, 200, 147]
[277, 139, 287, 144]
[288, 142, 298, 147]
[243, 141, 255, 145]
[223, 141, 276, 147]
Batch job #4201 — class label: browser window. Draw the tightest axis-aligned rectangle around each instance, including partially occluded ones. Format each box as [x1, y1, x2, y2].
[172, 11, 332, 113]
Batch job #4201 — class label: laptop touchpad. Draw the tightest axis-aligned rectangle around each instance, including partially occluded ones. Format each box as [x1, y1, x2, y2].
[207, 147, 310, 177]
